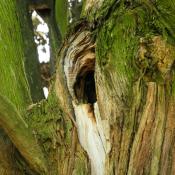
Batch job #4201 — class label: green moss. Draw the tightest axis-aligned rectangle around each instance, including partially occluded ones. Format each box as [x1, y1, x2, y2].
[81, 0, 116, 22]
[0, 94, 47, 174]
[171, 71, 175, 97]
[27, 87, 89, 174]
[153, 0, 175, 43]
[17, 1, 44, 102]
[96, 8, 141, 105]
[96, 0, 175, 86]
[27, 90, 62, 140]
[55, 0, 68, 38]
[26, 90, 67, 173]
[0, 0, 32, 114]
[73, 153, 89, 175]
[133, 0, 175, 43]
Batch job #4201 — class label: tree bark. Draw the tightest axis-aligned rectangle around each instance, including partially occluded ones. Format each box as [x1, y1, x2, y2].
[1, 0, 175, 175]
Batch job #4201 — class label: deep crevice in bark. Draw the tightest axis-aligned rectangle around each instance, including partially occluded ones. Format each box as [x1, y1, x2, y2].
[74, 71, 97, 104]
[60, 27, 111, 175]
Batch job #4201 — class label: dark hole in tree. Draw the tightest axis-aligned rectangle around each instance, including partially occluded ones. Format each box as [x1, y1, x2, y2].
[74, 71, 97, 104]
[37, 8, 51, 17]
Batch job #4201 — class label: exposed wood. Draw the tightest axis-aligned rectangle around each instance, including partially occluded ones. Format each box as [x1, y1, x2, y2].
[1, 0, 175, 174]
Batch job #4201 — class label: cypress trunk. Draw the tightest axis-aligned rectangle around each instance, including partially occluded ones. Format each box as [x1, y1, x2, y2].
[1, 0, 175, 175]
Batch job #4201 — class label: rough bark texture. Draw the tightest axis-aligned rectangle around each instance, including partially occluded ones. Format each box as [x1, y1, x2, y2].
[0, 1, 88, 174]
[1, 0, 175, 175]
[93, 0, 175, 174]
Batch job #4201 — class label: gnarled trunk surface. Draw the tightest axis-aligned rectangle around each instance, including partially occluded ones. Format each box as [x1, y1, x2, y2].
[0, 0, 175, 175]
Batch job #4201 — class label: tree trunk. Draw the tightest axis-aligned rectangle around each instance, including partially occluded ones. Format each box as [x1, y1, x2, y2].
[1, 0, 175, 175]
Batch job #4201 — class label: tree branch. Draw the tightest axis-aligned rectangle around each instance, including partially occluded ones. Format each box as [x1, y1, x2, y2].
[0, 94, 48, 174]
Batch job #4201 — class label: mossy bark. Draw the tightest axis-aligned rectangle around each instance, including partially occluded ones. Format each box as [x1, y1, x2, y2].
[0, 1, 88, 174]
[55, 0, 68, 38]
[17, 0, 45, 102]
[1, 0, 175, 175]
[94, 0, 175, 174]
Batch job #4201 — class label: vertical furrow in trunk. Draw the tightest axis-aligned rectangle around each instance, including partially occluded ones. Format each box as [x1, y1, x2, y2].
[150, 85, 166, 175]
[128, 82, 157, 175]
[160, 95, 175, 175]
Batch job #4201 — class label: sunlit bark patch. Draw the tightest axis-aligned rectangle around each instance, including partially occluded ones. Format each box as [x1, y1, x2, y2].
[137, 36, 175, 81]
[63, 29, 109, 175]
[64, 31, 95, 103]
[84, 0, 104, 14]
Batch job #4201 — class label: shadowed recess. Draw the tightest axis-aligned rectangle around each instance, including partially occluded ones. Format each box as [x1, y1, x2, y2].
[74, 71, 97, 104]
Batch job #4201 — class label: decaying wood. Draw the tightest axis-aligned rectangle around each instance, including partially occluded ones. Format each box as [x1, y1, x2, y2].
[1, 0, 175, 174]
